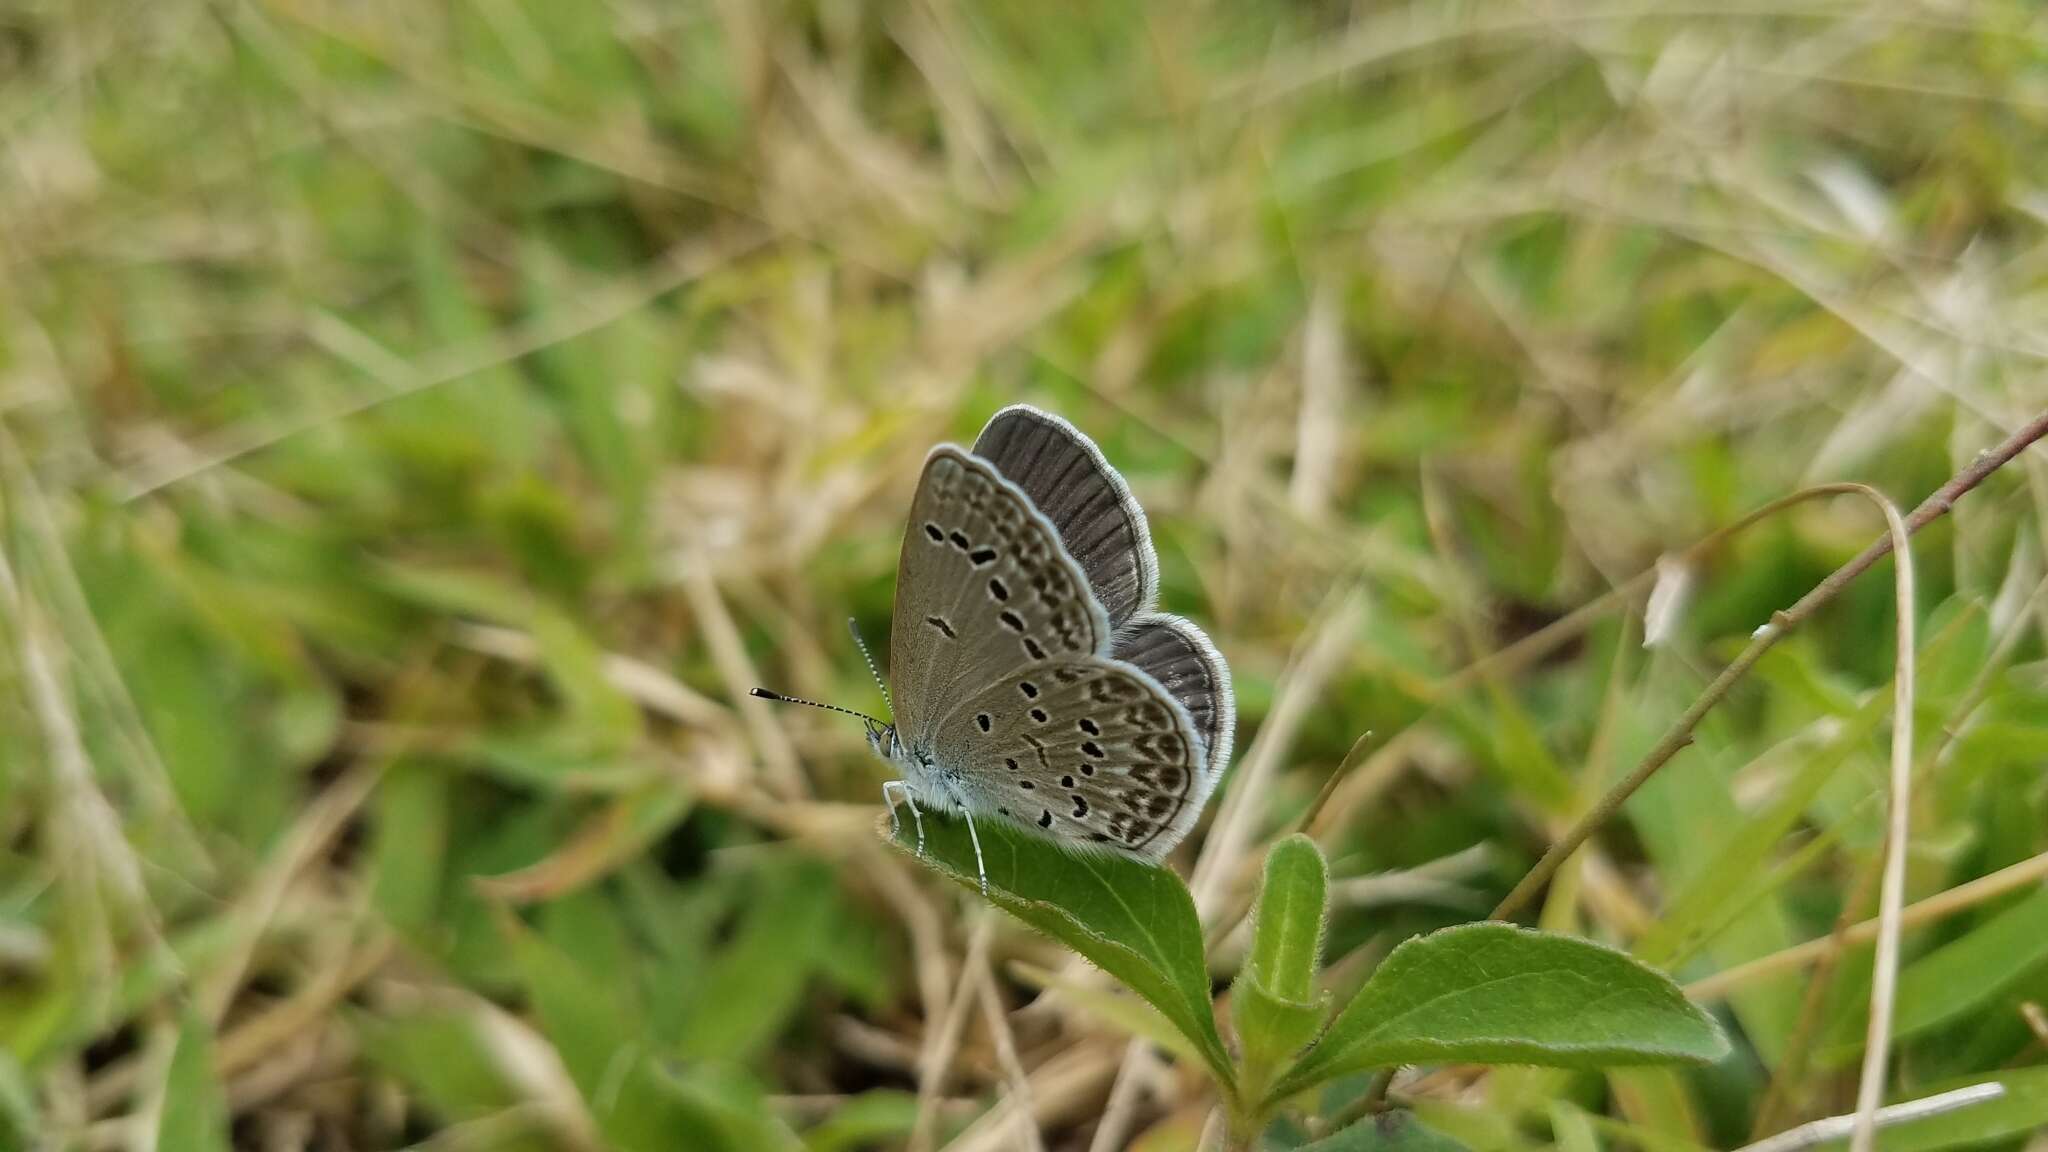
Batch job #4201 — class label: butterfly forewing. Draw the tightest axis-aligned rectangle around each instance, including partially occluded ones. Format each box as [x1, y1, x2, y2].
[889, 447, 1111, 741]
[930, 658, 1205, 861]
[972, 405, 1158, 629]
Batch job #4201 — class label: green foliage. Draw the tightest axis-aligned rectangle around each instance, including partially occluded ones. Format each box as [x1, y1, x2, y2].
[153, 1010, 231, 1152]
[1276, 924, 1727, 1097]
[1290, 1111, 1470, 1152]
[896, 824, 1720, 1144]
[1246, 835, 1331, 1004]
[5, 0, 2046, 1147]
[1235, 834, 1333, 1092]
[885, 811, 1234, 1088]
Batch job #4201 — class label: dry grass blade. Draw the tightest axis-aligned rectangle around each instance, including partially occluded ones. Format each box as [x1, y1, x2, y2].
[1734, 1083, 2006, 1152]
[682, 562, 806, 800]
[1289, 279, 1348, 518]
[452, 622, 727, 728]
[1688, 847, 2048, 1001]
[941, 1045, 1122, 1152]
[972, 937, 1046, 1152]
[912, 915, 996, 1152]
[1192, 589, 1368, 922]
[1085, 1041, 1162, 1152]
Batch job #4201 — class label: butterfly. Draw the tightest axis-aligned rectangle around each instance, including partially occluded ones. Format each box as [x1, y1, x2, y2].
[756, 405, 1234, 889]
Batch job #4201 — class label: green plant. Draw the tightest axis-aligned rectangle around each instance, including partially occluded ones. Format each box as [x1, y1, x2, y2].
[888, 821, 1725, 1148]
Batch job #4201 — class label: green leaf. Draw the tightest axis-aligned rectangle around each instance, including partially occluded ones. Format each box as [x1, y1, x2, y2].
[503, 906, 637, 1097]
[1546, 1101, 1600, 1152]
[369, 760, 449, 934]
[1247, 835, 1330, 1003]
[1632, 700, 1881, 968]
[675, 860, 837, 1063]
[1606, 1068, 1709, 1145]
[477, 783, 693, 905]
[506, 905, 792, 1152]
[1638, 608, 1978, 970]
[1619, 655, 1803, 1064]
[1234, 835, 1331, 1084]
[799, 1090, 919, 1152]
[883, 812, 1233, 1088]
[1292, 1110, 1471, 1152]
[1276, 924, 1726, 1098]
[150, 1010, 230, 1152]
[528, 611, 644, 751]
[0, 1050, 36, 1148]
[1236, 978, 1328, 1082]
[354, 1003, 523, 1124]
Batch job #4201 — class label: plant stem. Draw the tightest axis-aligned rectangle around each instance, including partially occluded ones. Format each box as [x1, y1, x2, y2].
[1338, 1069, 1397, 1126]
[1492, 408, 2048, 922]
[1686, 846, 2048, 999]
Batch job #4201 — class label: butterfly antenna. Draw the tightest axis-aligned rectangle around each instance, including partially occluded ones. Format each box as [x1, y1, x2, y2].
[846, 617, 892, 717]
[749, 688, 885, 728]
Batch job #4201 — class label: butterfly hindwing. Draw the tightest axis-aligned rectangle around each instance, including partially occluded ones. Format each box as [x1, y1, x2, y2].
[1113, 613, 1234, 782]
[930, 657, 1206, 862]
[889, 447, 1111, 742]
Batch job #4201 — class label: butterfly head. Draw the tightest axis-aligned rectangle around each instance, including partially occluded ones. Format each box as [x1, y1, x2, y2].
[862, 716, 903, 765]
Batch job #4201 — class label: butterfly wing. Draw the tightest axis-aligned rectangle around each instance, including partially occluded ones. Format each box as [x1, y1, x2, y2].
[929, 657, 1209, 862]
[1114, 613, 1235, 779]
[889, 446, 1112, 744]
[972, 405, 1158, 629]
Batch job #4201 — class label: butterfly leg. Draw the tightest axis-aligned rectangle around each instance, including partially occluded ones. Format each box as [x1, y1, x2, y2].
[960, 807, 989, 894]
[908, 789, 926, 857]
[881, 780, 927, 857]
[881, 780, 902, 838]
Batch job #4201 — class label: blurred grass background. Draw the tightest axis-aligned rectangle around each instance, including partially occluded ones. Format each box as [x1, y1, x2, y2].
[5, 1, 2048, 1149]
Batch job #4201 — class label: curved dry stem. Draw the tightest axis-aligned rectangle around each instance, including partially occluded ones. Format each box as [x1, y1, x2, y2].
[1308, 448, 1983, 842]
[1845, 489, 1913, 1152]
[910, 916, 995, 1152]
[1752, 576, 2044, 1137]
[1491, 405, 2048, 922]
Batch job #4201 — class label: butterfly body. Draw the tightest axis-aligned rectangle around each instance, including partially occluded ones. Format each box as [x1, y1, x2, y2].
[874, 406, 1235, 875]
